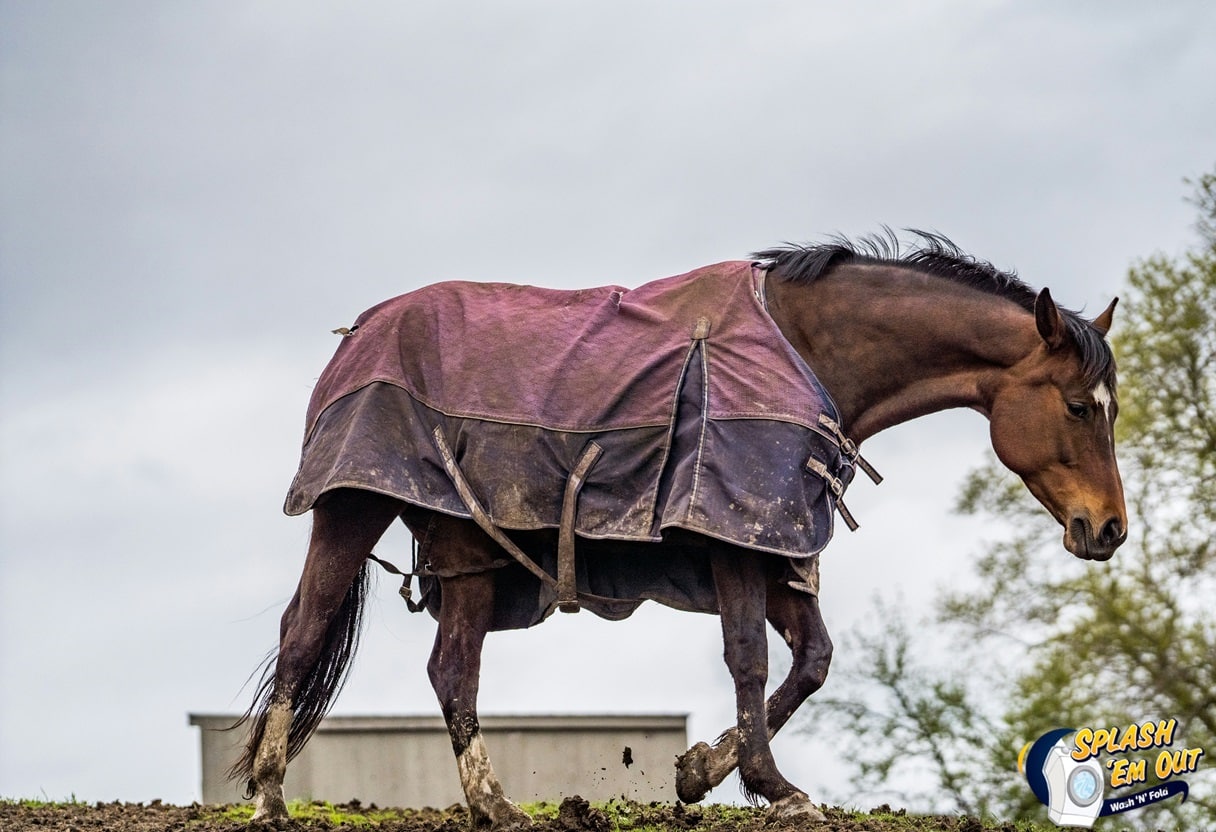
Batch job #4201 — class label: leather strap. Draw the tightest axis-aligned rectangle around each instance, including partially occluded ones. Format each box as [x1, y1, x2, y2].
[818, 413, 883, 485]
[805, 455, 859, 531]
[432, 426, 558, 588]
[367, 553, 428, 613]
[557, 442, 603, 613]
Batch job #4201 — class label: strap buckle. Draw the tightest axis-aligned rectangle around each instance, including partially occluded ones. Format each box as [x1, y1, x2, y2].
[804, 456, 859, 532]
[817, 413, 883, 484]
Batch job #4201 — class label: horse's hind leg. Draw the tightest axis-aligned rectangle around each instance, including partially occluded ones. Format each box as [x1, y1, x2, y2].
[240, 489, 404, 821]
[426, 518, 531, 831]
[680, 554, 831, 822]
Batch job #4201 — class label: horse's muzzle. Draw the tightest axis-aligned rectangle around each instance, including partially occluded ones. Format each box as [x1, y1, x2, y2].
[1066, 515, 1126, 561]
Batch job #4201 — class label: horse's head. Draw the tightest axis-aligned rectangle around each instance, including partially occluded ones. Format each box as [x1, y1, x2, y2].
[987, 289, 1127, 560]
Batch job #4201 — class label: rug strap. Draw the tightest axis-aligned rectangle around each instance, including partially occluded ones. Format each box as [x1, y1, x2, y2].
[805, 456, 860, 532]
[431, 426, 559, 589]
[817, 413, 883, 484]
[366, 553, 428, 613]
[557, 442, 603, 613]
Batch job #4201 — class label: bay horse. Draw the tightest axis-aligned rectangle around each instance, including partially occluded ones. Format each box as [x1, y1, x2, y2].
[233, 232, 1125, 827]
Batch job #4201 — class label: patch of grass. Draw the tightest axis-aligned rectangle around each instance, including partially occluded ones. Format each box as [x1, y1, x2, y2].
[519, 801, 561, 821]
[199, 799, 431, 826]
[299, 801, 421, 826]
[202, 803, 252, 823]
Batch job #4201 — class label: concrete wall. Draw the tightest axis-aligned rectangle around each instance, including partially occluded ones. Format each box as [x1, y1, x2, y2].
[190, 714, 688, 808]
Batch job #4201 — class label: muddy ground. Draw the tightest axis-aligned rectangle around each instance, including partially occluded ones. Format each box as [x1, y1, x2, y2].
[0, 796, 1045, 832]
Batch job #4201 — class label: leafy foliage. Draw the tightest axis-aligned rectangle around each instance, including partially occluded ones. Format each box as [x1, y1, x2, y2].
[804, 601, 1002, 816]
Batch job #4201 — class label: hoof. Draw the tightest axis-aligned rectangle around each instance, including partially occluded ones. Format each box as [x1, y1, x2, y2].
[674, 742, 713, 803]
[767, 793, 826, 823]
[495, 804, 533, 831]
[250, 787, 289, 824]
[472, 799, 532, 832]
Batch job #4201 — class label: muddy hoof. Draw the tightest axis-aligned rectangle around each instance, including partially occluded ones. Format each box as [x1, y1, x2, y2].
[674, 742, 712, 803]
[496, 809, 532, 831]
[767, 793, 826, 823]
[250, 788, 289, 824]
[482, 801, 532, 832]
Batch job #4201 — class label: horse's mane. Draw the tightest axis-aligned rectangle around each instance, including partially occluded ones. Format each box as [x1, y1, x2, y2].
[752, 229, 1116, 391]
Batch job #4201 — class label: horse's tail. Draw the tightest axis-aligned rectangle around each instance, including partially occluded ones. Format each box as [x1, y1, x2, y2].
[226, 560, 374, 792]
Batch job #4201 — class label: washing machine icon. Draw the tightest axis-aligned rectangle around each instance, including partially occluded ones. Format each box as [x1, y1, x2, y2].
[1042, 738, 1105, 827]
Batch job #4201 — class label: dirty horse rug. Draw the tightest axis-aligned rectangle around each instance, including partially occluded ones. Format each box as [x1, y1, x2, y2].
[285, 261, 865, 627]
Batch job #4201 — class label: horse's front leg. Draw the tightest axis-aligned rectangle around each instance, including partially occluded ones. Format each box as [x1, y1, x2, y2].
[427, 520, 531, 831]
[676, 568, 831, 815]
[708, 550, 821, 818]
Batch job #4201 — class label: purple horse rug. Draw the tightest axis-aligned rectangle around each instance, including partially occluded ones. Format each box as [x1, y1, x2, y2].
[285, 261, 864, 624]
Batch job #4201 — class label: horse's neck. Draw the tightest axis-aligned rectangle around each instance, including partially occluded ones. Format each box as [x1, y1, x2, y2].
[766, 265, 1038, 443]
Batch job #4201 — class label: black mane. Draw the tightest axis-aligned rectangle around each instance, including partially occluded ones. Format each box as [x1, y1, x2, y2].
[752, 230, 1116, 391]
[753, 228, 1034, 303]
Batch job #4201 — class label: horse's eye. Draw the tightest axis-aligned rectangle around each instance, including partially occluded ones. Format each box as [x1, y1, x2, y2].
[1067, 402, 1090, 419]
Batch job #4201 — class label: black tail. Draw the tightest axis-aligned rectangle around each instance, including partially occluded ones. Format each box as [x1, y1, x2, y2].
[227, 560, 373, 790]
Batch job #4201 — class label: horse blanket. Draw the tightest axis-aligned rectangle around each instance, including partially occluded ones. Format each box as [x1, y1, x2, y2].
[285, 261, 860, 621]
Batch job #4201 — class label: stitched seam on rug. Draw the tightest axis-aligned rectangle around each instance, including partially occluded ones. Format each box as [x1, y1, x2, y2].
[686, 339, 711, 518]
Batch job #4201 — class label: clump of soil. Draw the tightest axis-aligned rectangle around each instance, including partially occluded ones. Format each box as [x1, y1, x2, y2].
[554, 796, 610, 832]
[0, 798, 1036, 832]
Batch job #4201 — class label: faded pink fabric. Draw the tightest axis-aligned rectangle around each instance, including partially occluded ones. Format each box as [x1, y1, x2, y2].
[304, 262, 832, 440]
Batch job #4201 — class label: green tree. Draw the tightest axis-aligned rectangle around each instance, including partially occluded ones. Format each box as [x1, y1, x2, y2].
[801, 599, 1004, 816]
[804, 172, 1216, 830]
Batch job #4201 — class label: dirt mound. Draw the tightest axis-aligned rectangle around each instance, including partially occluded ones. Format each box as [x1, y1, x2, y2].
[0, 798, 1030, 832]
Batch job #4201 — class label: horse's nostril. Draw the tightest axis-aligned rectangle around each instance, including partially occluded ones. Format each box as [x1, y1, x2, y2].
[1099, 517, 1125, 545]
[1069, 517, 1088, 545]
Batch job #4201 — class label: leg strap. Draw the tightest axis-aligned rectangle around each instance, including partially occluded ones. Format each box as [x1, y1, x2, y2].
[430, 427, 603, 615]
[557, 442, 603, 613]
[367, 552, 428, 613]
[431, 426, 557, 588]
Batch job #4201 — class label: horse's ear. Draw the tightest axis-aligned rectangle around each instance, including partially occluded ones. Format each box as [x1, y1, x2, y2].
[1034, 287, 1067, 350]
[1091, 297, 1118, 337]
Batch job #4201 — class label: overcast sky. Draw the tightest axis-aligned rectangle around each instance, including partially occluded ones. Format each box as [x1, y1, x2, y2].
[2, 0, 1213, 811]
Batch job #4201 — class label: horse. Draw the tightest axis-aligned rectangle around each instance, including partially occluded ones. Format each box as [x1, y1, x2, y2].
[232, 232, 1126, 828]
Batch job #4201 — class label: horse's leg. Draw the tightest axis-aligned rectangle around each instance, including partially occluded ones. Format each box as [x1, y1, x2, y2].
[426, 519, 531, 831]
[678, 563, 830, 820]
[706, 549, 821, 817]
[244, 489, 404, 821]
